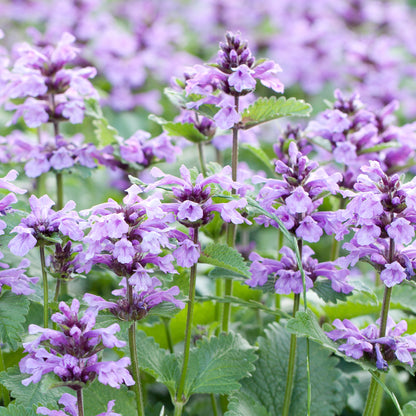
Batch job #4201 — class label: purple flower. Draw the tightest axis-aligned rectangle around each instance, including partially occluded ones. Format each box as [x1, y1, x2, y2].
[380, 262, 407, 287]
[327, 317, 416, 369]
[37, 394, 121, 416]
[213, 104, 241, 130]
[247, 246, 352, 295]
[20, 299, 133, 390]
[254, 142, 343, 243]
[148, 164, 247, 229]
[0, 259, 38, 295]
[9, 195, 83, 257]
[2, 32, 98, 127]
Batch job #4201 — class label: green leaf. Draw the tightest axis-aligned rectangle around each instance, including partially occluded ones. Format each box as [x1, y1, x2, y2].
[208, 267, 247, 280]
[92, 118, 119, 146]
[0, 291, 29, 350]
[0, 404, 37, 416]
[404, 401, 416, 416]
[241, 96, 312, 130]
[0, 366, 67, 408]
[163, 88, 220, 118]
[84, 98, 119, 146]
[226, 323, 350, 416]
[225, 393, 269, 416]
[83, 379, 137, 415]
[239, 144, 275, 177]
[149, 115, 208, 143]
[184, 332, 257, 397]
[312, 280, 348, 304]
[199, 243, 250, 278]
[135, 330, 179, 397]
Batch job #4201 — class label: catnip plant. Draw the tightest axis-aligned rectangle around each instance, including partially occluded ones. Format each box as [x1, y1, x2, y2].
[2, 4, 416, 416]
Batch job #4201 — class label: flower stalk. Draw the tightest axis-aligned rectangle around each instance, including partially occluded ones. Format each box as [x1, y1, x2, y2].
[39, 244, 49, 328]
[222, 95, 239, 333]
[282, 238, 303, 416]
[176, 228, 199, 411]
[76, 389, 85, 416]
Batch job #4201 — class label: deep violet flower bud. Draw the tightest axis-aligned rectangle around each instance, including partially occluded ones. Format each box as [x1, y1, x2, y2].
[326, 317, 416, 370]
[20, 299, 133, 390]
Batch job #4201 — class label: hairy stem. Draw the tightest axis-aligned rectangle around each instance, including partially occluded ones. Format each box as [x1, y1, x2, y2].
[39, 245, 49, 328]
[282, 293, 300, 416]
[176, 228, 199, 409]
[77, 389, 84, 416]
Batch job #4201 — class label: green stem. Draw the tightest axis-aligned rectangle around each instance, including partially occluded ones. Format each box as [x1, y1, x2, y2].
[77, 389, 84, 416]
[174, 402, 184, 416]
[56, 172, 64, 211]
[39, 245, 49, 328]
[129, 321, 145, 416]
[282, 293, 300, 416]
[363, 237, 395, 415]
[215, 279, 223, 336]
[0, 347, 9, 406]
[363, 373, 384, 416]
[197, 142, 207, 177]
[221, 96, 240, 334]
[210, 394, 219, 416]
[176, 228, 199, 408]
[163, 318, 174, 354]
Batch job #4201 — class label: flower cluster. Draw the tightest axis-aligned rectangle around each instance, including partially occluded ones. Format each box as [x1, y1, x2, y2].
[254, 141, 342, 243]
[307, 89, 416, 188]
[37, 394, 121, 416]
[340, 161, 416, 287]
[6, 131, 98, 178]
[79, 184, 178, 278]
[8, 194, 83, 257]
[84, 275, 185, 322]
[247, 246, 352, 295]
[0, 169, 38, 295]
[326, 317, 416, 370]
[1, 32, 98, 128]
[184, 31, 284, 130]
[20, 299, 134, 389]
[148, 164, 250, 228]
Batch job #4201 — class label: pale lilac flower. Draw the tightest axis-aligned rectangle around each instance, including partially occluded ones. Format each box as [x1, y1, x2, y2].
[327, 317, 416, 370]
[2, 32, 98, 127]
[247, 246, 352, 295]
[8, 195, 83, 257]
[37, 394, 121, 416]
[0, 259, 38, 295]
[254, 142, 343, 243]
